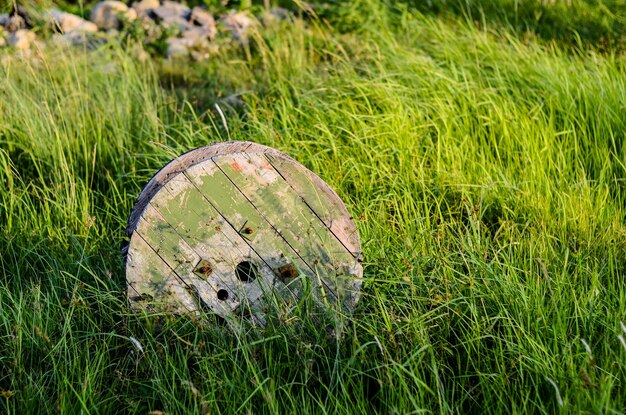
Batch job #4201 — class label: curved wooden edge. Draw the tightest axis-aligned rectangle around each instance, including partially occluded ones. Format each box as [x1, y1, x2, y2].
[127, 141, 297, 236]
[126, 140, 361, 256]
[126, 141, 364, 323]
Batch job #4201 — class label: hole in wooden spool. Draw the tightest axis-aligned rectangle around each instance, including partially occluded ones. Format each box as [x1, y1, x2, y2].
[217, 289, 229, 301]
[235, 261, 258, 282]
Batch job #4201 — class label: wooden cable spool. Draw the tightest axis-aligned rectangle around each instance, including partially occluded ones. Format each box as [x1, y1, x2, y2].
[125, 141, 363, 328]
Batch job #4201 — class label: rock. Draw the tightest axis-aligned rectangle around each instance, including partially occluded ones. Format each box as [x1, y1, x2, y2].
[157, 1, 190, 17]
[90, 1, 137, 30]
[221, 11, 254, 43]
[166, 26, 217, 61]
[0, 14, 9, 28]
[153, 1, 191, 32]
[46, 10, 98, 33]
[261, 7, 290, 27]
[8, 29, 36, 50]
[5, 6, 34, 32]
[190, 7, 213, 27]
[132, 0, 160, 12]
[166, 37, 188, 59]
[187, 26, 213, 41]
[6, 15, 26, 32]
[182, 26, 212, 53]
[132, 0, 160, 19]
[138, 19, 165, 43]
[189, 7, 216, 40]
[53, 31, 103, 49]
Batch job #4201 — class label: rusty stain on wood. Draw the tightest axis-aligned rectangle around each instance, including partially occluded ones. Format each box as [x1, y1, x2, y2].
[126, 141, 363, 328]
[193, 259, 213, 278]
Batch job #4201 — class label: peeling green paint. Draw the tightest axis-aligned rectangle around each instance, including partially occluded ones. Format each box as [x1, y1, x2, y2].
[126, 143, 362, 328]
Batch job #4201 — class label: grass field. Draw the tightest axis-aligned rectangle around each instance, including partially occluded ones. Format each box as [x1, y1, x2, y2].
[1, 0, 625, 413]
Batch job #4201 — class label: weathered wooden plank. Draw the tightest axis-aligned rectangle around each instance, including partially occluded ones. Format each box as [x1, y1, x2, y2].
[128, 142, 301, 236]
[264, 153, 361, 256]
[126, 141, 363, 326]
[183, 160, 338, 307]
[136, 202, 240, 317]
[158, 175, 300, 314]
[126, 231, 198, 314]
[213, 153, 362, 310]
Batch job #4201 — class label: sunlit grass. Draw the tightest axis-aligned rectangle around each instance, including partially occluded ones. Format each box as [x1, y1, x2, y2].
[1, 1, 625, 413]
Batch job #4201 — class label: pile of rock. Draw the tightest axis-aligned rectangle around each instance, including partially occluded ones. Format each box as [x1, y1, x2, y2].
[0, 7, 38, 51]
[0, 1, 289, 60]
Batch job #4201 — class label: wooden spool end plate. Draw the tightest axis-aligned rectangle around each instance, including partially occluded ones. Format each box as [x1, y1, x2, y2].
[125, 141, 363, 328]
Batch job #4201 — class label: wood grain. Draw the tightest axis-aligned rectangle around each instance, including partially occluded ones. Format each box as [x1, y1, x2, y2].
[126, 141, 363, 325]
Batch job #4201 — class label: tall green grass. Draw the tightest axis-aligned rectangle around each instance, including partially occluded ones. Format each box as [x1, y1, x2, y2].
[1, 2, 626, 413]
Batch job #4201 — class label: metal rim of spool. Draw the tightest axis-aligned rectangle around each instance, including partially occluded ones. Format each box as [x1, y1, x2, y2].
[125, 141, 363, 330]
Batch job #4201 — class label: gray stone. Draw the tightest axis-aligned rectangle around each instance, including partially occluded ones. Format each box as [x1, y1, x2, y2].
[183, 26, 213, 45]
[190, 7, 214, 27]
[90, 1, 137, 30]
[52, 32, 79, 47]
[46, 10, 98, 33]
[158, 1, 190, 17]
[138, 19, 165, 43]
[0, 14, 9, 28]
[269, 7, 290, 20]
[6, 15, 26, 32]
[53, 31, 102, 48]
[10, 6, 34, 29]
[132, 0, 160, 18]
[261, 7, 291, 27]
[166, 25, 218, 61]
[189, 7, 216, 40]
[8, 29, 36, 50]
[153, 1, 191, 32]
[179, 28, 208, 49]
[221, 11, 254, 43]
[166, 37, 189, 59]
